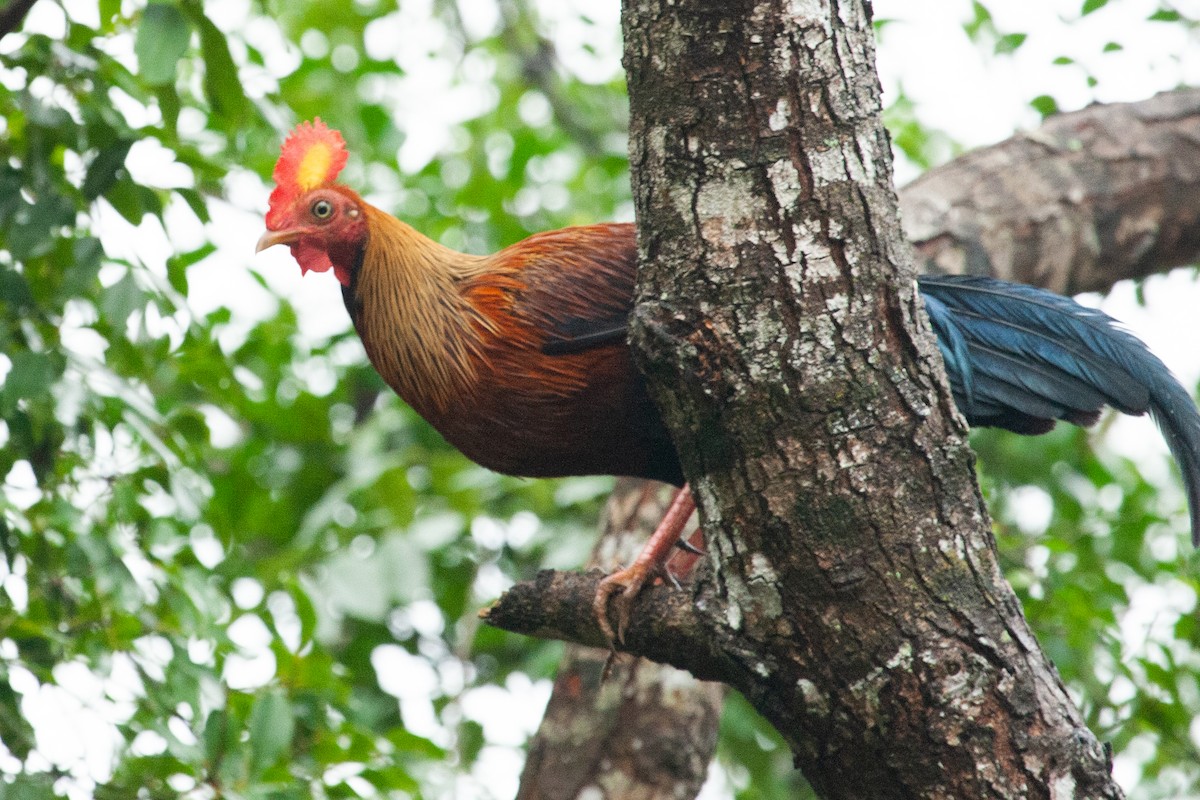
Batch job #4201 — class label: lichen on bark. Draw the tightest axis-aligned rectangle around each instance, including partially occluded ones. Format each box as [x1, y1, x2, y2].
[620, 0, 1127, 797]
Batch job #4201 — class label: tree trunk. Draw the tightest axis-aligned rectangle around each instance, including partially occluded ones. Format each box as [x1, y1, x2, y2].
[510, 85, 1200, 799]
[505, 1, 1128, 797]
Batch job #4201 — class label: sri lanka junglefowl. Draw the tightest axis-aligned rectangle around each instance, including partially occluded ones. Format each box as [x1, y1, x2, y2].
[257, 119, 1200, 642]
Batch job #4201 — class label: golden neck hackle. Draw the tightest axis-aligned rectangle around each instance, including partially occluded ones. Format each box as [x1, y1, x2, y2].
[354, 206, 494, 416]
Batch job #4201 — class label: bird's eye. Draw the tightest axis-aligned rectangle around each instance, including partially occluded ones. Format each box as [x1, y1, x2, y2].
[311, 199, 334, 220]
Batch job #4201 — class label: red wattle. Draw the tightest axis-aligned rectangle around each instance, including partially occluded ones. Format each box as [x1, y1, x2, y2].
[290, 241, 334, 276]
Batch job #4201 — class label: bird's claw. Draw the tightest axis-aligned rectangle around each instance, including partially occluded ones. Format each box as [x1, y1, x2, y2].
[596, 560, 671, 645]
[662, 567, 682, 591]
[593, 569, 642, 646]
[594, 487, 701, 647]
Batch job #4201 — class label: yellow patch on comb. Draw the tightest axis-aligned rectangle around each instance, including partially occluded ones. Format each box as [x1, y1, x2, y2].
[267, 119, 350, 228]
[296, 143, 334, 191]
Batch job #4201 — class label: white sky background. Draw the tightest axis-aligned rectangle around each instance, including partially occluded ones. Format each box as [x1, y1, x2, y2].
[6, 0, 1200, 797]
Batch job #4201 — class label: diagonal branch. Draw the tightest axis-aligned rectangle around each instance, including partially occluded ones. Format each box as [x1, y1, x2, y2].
[484, 568, 765, 690]
[0, 0, 38, 41]
[904, 88, 1200, 292]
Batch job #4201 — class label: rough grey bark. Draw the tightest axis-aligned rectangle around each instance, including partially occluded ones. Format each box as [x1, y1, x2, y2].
[622, 1, 1116, 795]
[513, 86, 1200, 800]
[499, 1, 1129, 798]
[905, 88, 1200, 292]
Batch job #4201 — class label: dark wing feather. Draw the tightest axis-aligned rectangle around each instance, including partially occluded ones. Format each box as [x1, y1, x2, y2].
[540, 320, 628, 355]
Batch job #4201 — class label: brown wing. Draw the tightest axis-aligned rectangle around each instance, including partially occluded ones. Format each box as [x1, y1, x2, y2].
[502, 222, 638, 356]
[455, 222, 682, 484]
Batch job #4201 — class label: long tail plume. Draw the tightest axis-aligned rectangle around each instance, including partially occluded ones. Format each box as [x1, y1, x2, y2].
[919, 274, 1200, 546]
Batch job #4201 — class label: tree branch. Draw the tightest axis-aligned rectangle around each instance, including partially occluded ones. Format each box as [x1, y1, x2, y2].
[517, 640, 723, 800]
[904, 88, 1200, 292]
[484, 571, 703, 659]
[0, 0, 38, 41]
[513, 480, 724, 800]
[495, 0, 611, 157]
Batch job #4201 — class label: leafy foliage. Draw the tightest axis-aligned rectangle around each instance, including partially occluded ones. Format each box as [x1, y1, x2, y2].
[0, 1, 1196, 798]
[0, 1, 620, 796]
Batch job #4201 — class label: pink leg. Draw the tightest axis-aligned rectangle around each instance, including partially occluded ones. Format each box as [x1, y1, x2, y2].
[594, 485, 697, 643]
[665, 526, 706, 581]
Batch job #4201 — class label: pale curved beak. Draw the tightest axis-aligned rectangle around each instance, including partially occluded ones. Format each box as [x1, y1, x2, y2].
[256, 229, 301, 253]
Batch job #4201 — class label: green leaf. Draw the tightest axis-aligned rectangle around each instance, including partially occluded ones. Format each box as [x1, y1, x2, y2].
[4, 351, 57, 403]
[0, 773, 58, 800]
[0, 170, 22, 228]
[135, 3, 192, 86]
[169, 407, 210, 445]
[248, 689, 294, 777]
[100, 270, 144, 330]
[359, 765, 420, 793]
[8, 194, 73, 261]
[203, 708, 230, 766]
[136, 185, 165, 220]
[457, 719, 485, 767]
[82, 141, 133, 200]
[0, 265, 34, 310]
[156, 83, 182, 134]
[287, 579, 317, 647]
[186, 8, 249, 125]
[1149, 9, 1182, 21]
[995, 32, 1028, 55]
[963, 1, 993, 39]
[98, 0, 121, 30]
[386, 727, 447, 759]
[64, 236, 104, 297]
[1081, 0, 1108, 14]
[166, 242, 214, 294]
[169, 241, 216, 271]
[105, 177, 148, 224]
[176, 188, 211, 223]
[1030, 94, 1059, 117]
[0, 675, 36, 761]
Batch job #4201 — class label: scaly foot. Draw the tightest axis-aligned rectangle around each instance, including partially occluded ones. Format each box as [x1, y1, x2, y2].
[593, 486, 697, 644]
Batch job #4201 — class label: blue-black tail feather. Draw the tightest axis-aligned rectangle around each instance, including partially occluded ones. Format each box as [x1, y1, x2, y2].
[918, 275, 1200, 546]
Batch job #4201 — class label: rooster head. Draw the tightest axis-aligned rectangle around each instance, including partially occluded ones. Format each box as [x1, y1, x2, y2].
[257, 119, 366, 286]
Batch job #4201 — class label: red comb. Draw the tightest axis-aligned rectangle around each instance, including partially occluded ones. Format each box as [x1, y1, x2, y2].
[266, 118, 349, 228]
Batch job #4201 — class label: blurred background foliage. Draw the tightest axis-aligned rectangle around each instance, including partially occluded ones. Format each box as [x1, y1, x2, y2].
[0, 0, 1196, 797]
